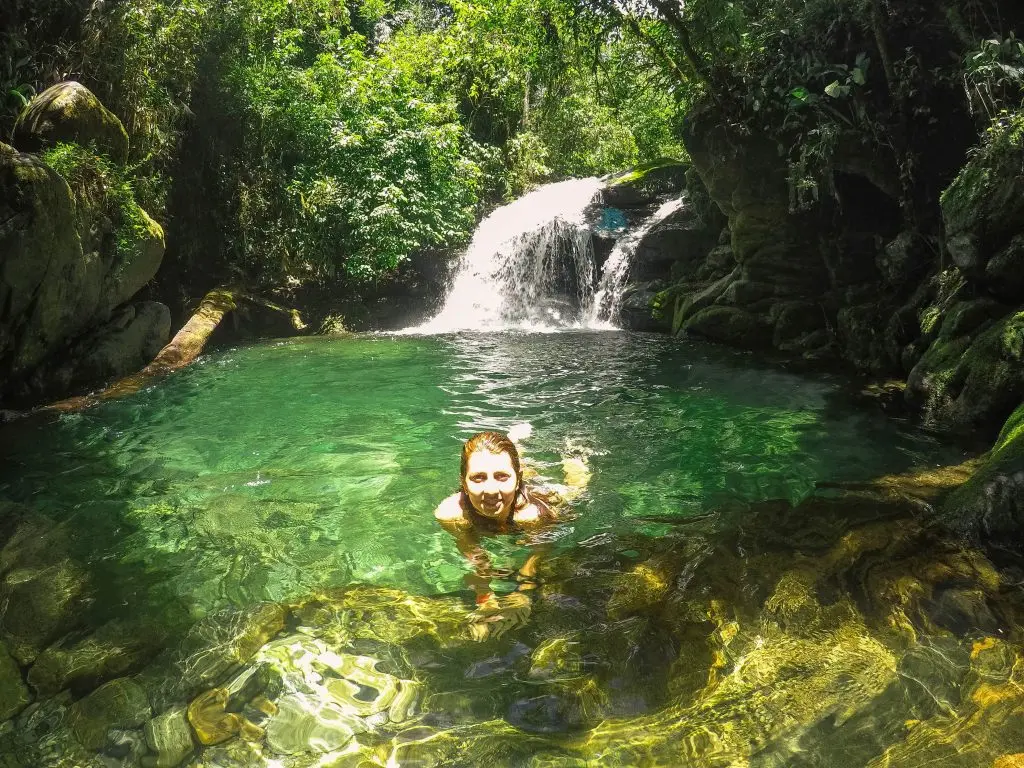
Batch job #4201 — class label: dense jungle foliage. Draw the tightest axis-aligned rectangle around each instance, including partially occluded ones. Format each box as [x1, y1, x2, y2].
[2, 0, 1022, 303]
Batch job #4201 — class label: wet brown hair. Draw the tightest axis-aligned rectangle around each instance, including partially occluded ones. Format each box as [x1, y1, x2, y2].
[459, 431, 555, 523]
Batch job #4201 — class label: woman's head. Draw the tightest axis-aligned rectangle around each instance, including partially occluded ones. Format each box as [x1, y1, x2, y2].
[460, 431, 523, 519]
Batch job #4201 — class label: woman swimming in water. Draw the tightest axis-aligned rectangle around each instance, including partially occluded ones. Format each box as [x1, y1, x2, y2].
[435, 429, 589, 640]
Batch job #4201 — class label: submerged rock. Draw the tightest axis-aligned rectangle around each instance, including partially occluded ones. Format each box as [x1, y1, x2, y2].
[29, 616, 168, 696]
[0, 558, 91, 664]
[140, 602, 285, 709]
[69, 677, 151, 751]
[0, 644, 31, 723]
[144, 706, 195, 768]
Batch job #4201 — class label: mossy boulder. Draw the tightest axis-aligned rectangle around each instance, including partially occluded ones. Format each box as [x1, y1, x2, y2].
[13, 81, 129, 164]
[0, 139, 166, 405]
[941, 112, 1024, 302]
[603, 158, 689, 208]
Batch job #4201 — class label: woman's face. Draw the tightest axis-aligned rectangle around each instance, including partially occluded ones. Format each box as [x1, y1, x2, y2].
[464, 449, 518, 519]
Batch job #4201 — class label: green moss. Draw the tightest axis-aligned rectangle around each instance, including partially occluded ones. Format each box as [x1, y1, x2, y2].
[606, 157, 688, 187]
[941, 110, 1024, 237]
[41, 142, 150, 265]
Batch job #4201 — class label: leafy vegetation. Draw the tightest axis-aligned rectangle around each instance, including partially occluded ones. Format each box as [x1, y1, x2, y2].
[4, 0, 1022, 299]
[40, 141, 151, 261]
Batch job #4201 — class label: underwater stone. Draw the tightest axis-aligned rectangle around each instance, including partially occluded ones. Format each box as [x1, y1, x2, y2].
[0, 644, 31, 723]
[0, 559, 91, 664]
[29, 617, 166, 696]
[145, 602, 285, 707]
[186, 687, 263, 746]
[143, 707, 194, 768]
[264, 692, 360, 755]
[528, 637, 584, 681]
[70, 677, 152, 751]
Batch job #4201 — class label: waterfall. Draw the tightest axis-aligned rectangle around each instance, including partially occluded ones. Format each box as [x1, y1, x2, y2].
[584, 197, 684, 328]
[409, 178, 603, 333]
[405, 177, 683, 333]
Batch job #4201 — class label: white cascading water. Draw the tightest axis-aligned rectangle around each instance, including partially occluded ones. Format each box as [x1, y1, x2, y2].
[409, 178, 603, 333]
[584, 196, 685, 328]
[405, 177, 685, 333]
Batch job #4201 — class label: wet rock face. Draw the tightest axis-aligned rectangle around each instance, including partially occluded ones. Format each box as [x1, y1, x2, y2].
[13, 81, 130, 164]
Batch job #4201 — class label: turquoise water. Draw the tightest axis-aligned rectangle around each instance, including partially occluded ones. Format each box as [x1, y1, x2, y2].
[0, 331, 962, 624]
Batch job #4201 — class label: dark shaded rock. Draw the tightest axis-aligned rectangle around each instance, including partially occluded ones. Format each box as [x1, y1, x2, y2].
[837, 303, 894, 373]
[877, 231, 934, 287]
[618, 282, 669, 332]
[631, 193, 720, 282]
[13, 82, 129, 164]
[0, 645, 31, 723]
[682, 305, 772, 348]
[0, 559, 91, 664]
[29, 617, 168, 697]
[0, 143, 88, 384]
[603, 159, 688, 208]
[25, 302, 171, 400]
[0, 140, 165, 405]
[771, 301, 826, 347]
[69, 677, 151, 751]
[698, 242, 735, 280]
[985, 234, 1024, 301]
[682, 103, 829, 354]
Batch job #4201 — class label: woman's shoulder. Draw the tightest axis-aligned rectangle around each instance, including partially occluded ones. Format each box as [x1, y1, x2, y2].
[434, 493, 470, 527]
[513, 501, 552, 526]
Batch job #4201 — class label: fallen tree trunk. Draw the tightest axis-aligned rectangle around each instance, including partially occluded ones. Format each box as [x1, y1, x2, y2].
[46, 287, 299, 412]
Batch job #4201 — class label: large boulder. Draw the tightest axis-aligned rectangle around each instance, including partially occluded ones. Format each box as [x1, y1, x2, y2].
[602, 158, 688, 209]
[13, 81, 129, 164]
[0, 140, 165, 404]
[22, 301, 171, 400]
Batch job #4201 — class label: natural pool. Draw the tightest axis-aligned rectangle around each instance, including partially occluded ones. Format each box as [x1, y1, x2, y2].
[1, 331, 1021, 767]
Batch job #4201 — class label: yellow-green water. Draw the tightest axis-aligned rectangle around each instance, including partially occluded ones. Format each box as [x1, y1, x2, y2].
[3, 331, 1021, 768]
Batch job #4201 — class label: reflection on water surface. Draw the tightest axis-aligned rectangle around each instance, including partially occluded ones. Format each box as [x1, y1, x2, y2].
[1, 332, 1020, 767]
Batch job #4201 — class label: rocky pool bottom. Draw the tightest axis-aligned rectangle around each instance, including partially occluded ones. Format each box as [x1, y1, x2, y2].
[2, 464, 1023, 768]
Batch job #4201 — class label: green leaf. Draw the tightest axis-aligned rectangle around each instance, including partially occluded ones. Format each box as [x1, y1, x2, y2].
[852, 68, 866, 85]
[824, 80, 845, 98]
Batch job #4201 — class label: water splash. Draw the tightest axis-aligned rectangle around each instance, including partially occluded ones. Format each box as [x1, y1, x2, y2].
[585, 197, 685, 329]
[407, 178, 603, 333]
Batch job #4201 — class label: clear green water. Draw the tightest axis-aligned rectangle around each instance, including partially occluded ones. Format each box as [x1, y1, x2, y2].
[0, 332, 959, 621]
[10, 331, 1020, 768]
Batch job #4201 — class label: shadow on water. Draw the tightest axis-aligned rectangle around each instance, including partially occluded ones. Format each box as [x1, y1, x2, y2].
[1, 332, 1017, 767]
